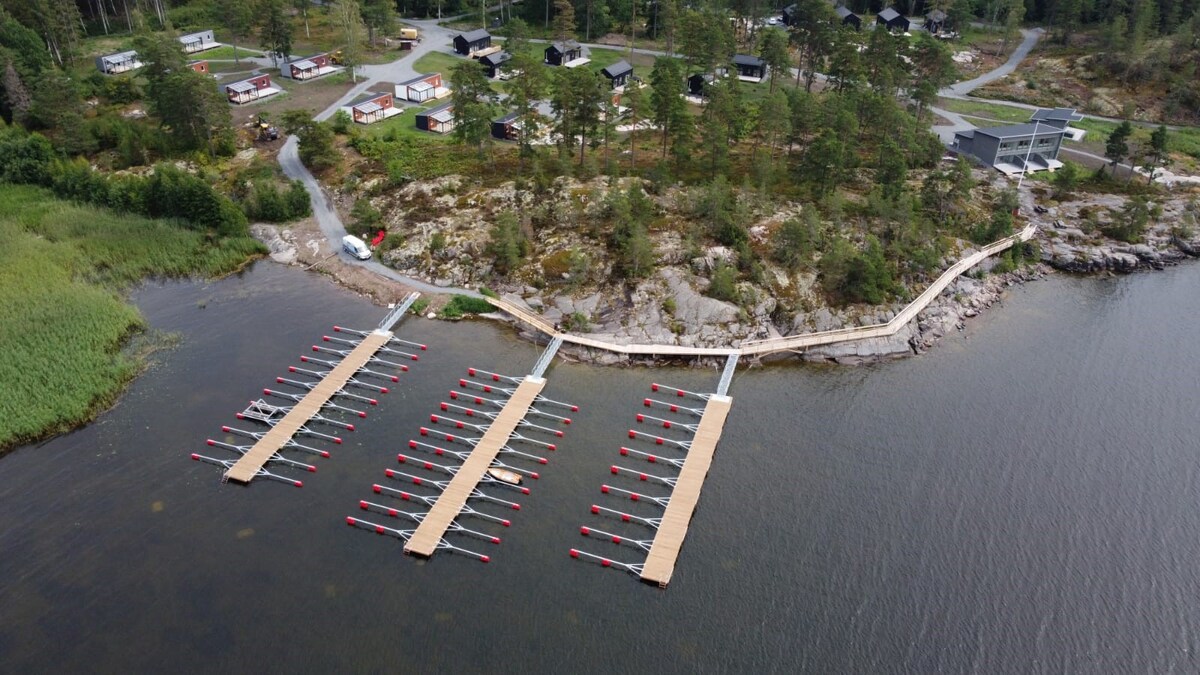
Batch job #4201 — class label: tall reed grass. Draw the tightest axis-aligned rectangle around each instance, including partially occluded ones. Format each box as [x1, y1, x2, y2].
[0, 185, 265, 450]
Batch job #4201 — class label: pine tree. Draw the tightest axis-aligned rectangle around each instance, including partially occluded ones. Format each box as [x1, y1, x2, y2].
[503, 20, 548, 172]
[259, 0, 294, 67]
[1105, 120, 1133, 178]
[450, 58, 498, 157]
[332, 0, 368, 82]
[361, 0, 397, 48]
[216, 0, 255, 65]
[649, 56, 687, 160]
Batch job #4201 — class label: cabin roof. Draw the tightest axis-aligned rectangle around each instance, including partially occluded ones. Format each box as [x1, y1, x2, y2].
[602, 60, 633, 78]
[458, 29, 491, 42]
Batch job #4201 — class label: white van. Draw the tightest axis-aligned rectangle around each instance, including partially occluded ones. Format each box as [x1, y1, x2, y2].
[342, 235, 371, 260]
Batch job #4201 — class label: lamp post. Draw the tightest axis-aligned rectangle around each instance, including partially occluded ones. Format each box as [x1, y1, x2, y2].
[1016, 118, 1041, 192]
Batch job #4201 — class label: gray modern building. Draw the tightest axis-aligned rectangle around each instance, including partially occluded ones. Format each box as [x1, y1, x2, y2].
[952, 123, 1064, 174]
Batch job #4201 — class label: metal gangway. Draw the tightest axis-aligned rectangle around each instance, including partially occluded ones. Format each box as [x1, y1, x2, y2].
[570, 381, 733, 587]
[346, 366, 578, 563]
[191, 294, 425, 486]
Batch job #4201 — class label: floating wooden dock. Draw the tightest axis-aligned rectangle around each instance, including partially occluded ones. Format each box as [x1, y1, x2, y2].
[403, 376, 547, 557]
[224, 331, 393, 483]
[639, 395, 731, 587]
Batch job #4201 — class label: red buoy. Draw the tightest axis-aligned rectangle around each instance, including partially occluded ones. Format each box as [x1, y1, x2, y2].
[190, 453, 200, 461]
[408, 440, 417, 449]
[601, 485, 610, 494]
[591, 505, 600, 514]
[307, 466, 316, 473]
[490, 537, 501, 544]
[373, 484, 382, 493]
[610, 466, 618, 474]
[293, 481, 303, 488]
[346, 517, 356, 525]
[501, 520, 511, 527]
[580, 526, 590, 535]
[570, 549, 580, 558]
[346, 424, 355, 432]
[468, 368, 477, 376]
[288, 366, 296, 373]
[601, 559, 611, 567]
[321, 451, 330, 458]
[359, 501, 368, 509]
[480, 556, 490, 563]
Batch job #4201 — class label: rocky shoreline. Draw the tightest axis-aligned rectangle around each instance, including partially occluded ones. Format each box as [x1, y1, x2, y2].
[251, 184, 1199, 368]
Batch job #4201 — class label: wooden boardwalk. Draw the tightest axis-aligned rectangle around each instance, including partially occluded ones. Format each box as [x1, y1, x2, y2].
[487, 225, 1036, 358]
[640, 395, 732, 587]
[224, 331, 392, 484]
[404, 377, 547, 557]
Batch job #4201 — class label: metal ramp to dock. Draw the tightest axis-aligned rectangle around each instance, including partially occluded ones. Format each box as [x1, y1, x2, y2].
[191, 293, 425, 486]
[346, 359, 578, 563]
[570, 381, 733, 588]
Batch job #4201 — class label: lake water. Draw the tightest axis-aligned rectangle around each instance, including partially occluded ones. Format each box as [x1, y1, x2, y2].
[1, 261, 1198, 673]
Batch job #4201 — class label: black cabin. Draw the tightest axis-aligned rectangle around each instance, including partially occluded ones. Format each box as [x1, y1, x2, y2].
[687, 73, 715, 96]
[876, 7, 909, 32]
[491, 112, 520, 141]
[732, 54, 766, 80]
[781, 4, 797, 26]
[601, 60, 633, 89]
[479, 51, 512, 78]
[453, 29, 491, 56]
[836, 6, 863, 30]
[544, 40, 582, 66]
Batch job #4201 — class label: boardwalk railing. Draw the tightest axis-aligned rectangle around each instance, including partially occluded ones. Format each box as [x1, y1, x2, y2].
[488, 225, 1036, 358]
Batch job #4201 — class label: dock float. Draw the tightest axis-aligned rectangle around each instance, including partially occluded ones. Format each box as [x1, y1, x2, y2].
[224, 330, 393, 483]
[403, 376, 546, 557]
[193, 293, 423, 486]
[638, 394, 731, 586]
[571, 379, 734, 588]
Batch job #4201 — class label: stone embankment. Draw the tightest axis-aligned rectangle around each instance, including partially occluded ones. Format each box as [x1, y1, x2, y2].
[1037, 194, 1200, 273]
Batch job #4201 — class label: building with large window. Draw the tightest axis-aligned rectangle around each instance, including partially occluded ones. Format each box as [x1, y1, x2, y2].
[951, 108, 1083, 175]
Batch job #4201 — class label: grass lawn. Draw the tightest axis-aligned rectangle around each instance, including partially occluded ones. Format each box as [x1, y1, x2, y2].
[413, 51, 466, 76]
[937, 97, 1033, 123]
[0, 184, 264, 451]
[196, 44, 266, 61]
[361, 106, 454, 142]
[1069, 118, 1200, 167]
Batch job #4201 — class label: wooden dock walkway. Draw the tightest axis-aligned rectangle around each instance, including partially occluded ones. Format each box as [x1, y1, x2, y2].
[487, 225, 1036, 359]
[224, 331, 392, 484]
[404, 376, 547, 557]
[639, 395, 732, 587]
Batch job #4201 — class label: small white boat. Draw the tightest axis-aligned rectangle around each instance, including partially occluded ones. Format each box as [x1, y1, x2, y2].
[486, 468, 522, 486]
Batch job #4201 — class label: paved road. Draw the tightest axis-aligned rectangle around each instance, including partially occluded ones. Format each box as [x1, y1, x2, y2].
[940, 28, 1043, 97]
[277, 19, 482, 298]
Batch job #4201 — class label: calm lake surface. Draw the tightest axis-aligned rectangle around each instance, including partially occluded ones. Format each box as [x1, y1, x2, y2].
[2, 261, 1198, 673]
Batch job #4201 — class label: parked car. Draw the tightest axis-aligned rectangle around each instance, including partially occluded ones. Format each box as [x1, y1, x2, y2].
[342, 235, 372, 260]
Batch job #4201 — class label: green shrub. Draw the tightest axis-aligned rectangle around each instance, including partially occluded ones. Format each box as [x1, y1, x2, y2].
[438, 294, 494, 318]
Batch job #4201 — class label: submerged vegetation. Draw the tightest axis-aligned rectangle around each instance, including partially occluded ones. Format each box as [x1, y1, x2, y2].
[0, 185, 264, 451]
